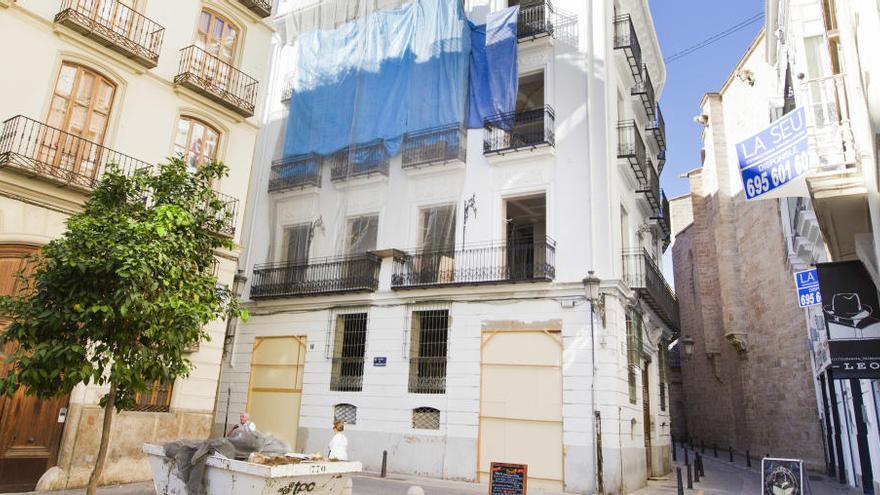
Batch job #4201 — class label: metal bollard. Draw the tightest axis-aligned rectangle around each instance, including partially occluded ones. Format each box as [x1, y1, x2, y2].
[746, 450, 752, 468]
[729, 446, 734, 463]
[694, 456, 700, 483]
[684, 448, 690, 466]
[676, 467, 684, 495]
[686, 463, 693, 489]
[713, 443, 718, 458]
[673, 441, 677, 462]
[700, 440, 705, 454]
[697, 453, 705, 478]
[381, 450, 388, 478]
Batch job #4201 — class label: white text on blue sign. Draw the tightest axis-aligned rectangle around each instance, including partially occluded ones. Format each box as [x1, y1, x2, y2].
[737, 107, 810, 200]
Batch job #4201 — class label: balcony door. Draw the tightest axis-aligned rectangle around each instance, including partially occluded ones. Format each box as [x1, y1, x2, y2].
[42, 63, 116, 182]
[173, 116, 220, 174]
[343, 215, 378, 285]
[416, 205, 456, 284]
[283, 224, 311, 288]
[194, 10, 238, 90]
[505, 194, 546, 280]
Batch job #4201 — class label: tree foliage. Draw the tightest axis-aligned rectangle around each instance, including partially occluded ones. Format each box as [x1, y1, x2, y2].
[0, 157, 247, 410]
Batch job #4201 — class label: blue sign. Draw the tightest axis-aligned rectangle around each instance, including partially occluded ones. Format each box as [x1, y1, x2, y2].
[794, 268, 822, 308]
[373, 357, 387, 367]
[737, 107, 810, 200]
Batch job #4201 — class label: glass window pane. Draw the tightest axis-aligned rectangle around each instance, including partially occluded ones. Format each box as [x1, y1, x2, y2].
[199, 11, 211, 36]
[75, 73, 95, 107]
[69, 106, 88, 136]
[174, 119, 190, 150]
[94, 81, 114, 114]
[204, 129, 219, 161]
[47, 96, 69, 128]
[56, 65, 77, 98]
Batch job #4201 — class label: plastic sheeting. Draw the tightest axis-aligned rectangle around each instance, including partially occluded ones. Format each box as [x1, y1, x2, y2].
[466, 6, 520, 129]
[283, 0, 471, 159]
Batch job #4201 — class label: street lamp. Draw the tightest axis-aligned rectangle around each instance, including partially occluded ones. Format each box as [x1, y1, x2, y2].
[583, 270, 606, 327]
[583, 270, 606, 493]
[680, 336, 695, 358]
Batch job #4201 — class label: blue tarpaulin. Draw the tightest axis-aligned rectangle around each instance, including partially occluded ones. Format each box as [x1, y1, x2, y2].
[283, 0, 471, 159]
[466, 6, 519, 129]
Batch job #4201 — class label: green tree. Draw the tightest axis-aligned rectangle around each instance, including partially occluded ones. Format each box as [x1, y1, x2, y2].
[0, 157, 247, 495]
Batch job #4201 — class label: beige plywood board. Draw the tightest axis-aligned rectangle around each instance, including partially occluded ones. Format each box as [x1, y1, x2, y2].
[247, 336, 306, 450]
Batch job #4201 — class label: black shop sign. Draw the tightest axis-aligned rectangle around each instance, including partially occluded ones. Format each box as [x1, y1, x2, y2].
[489, 462, 527, 495]
[816, 260, 880, 378]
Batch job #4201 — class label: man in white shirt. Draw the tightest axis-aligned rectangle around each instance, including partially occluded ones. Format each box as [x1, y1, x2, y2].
[328, 419, 348, 461]
[227, 412, 257, 437]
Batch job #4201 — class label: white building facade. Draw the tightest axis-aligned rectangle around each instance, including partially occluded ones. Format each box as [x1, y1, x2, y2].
[768, 0, 880, 492]
[217, 0, 678, 493]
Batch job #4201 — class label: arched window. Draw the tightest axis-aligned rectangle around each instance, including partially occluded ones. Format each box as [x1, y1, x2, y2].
[43, 63, 116, 180]
[196, 9, 238, 64]
[173, 116, 220, 173]
[334, 403, 357, 425]
[412, 407, 440, 430]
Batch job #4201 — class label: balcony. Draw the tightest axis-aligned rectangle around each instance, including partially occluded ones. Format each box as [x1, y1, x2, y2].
[618, 119, 649, 184]
[647, 104, 666, 153]
[652, 191, 671, 246]
[402, 125, 466, 170]
[623, 248, 679, 330]
[613, 14, 642, 80]
[517, 1, 577, 44]
[250, 254, 381, 298]
[237, 0, 271, 18]
[174, 45, 258, 117]
[391, 237, 556, 289]
[328, 141, 391, 182]
[483, 106, 555, 156]
[55, 0, 164, 68]
[214, 191, 239, 238]
[0, 115, 148, 191]
[268, 154, 321, 193]
[637, 160, 660, 214]
[632, 64, 655, 121]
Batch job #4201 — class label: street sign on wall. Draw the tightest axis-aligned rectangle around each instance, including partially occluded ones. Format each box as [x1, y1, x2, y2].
[816, 260, 880, 378]
[794, 268, 822, 308]
[736, 106, 810, 200]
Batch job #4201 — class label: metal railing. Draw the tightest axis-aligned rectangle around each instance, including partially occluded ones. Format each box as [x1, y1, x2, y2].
[618, 120, 648, 182]
[330, 357, 364, 392]
[328, 141, 391, 182]
[622, 248, 679, 330]
[652, 191, 670, 244]
[0, 115, 149, 190]
[648, 104, 666, 152]
[237, 0, 271, 18]
[483, 106, 555, 155]
[632, 64, 656, 121]
[638, 160, 660, 213]
[800, 73, 857, 173]
[402, 125, 466, 169]
[175, 45, 258, 117]
[268, 154, 322, 192]
[409, 357, 447, 394]
[392, 237, 556, 288]
[613, 14, 642, 80]
[517, 1, 578, 44]
[250, 254, 381, 298]
[55, 0, 164, 67]
[214, 191, 239, 237]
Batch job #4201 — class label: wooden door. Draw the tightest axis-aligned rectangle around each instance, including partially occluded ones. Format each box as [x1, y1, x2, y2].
[642, 365, 653, 476]
[246, 336, 306, 450]
[0, 245, 70, 493]
[479, 329, 563, 492]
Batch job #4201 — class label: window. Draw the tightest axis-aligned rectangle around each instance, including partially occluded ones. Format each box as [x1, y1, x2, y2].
[129, 379, 173, 412]
[330, 313, 368, 392]
[196, 9, 238, 64]
[283, 224, 311, 264]
[408, 309, 449, 394]
[505, 194, 547, 280]
[334, 403, 357, 425]
[43, 63, 116, 180]
[658, 339, 668, 412]
[821, 0, 841, 74]
[173, 117, 220, 174]
[412, 407, 440, 430]
[345, 215, 379, 255]
[414, 205, 456, 284]
[625, 308, 643, 404]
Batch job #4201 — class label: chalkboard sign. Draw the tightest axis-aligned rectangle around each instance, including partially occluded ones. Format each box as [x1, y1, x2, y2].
[761, 458, 804, 495]
[489, 462, 527, 495]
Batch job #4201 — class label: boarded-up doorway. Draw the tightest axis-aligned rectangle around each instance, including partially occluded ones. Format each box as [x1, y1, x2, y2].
[479, 329, 563, 491]
[247, 336, 306, 449]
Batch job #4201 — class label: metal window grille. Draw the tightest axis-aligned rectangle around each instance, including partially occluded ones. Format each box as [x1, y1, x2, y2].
[628, 365, 637, 405]
[330, 312, 368, 392]
[334, 403, 357, 425]
[408, 309, 449, 394]
[625, 308, 643, 370]
[658, 339, 668, 412]
[412, 407, 440, 430]
[128, 379, 173, 412]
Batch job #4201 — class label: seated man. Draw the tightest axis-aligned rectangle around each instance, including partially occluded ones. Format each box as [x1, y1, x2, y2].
[227, 412, 257, 437]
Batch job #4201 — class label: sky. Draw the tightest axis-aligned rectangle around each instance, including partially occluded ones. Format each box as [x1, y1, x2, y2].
[648, 0, 765, 199]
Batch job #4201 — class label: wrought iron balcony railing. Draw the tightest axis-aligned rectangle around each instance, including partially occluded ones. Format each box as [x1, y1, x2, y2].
[402, 125, 466, 169]
[237, 0, 271, 18]
[409, 357, 447, 394]
[483, 106, 555, 155]
[623, 248, 679, 330]
[618, 119, 649, 183]
[330, 357, 364, 392]
[55, 0, 164, 68]
[175, 45, 258, 117]
[637, 159, 660, 214]
[647, 104, 666, 154]
[652, 191, 670, 245]
[214, 191, 239, 238]
[392, 237, 556, 289]
[268, 154, 322, 192]
[517, 1, 577, 44]
[614, 14, 642, 80]
[0, 115, 148, 191]
[800, 73, 857, 173]
[632, 64, 656, 121]
[250, 254, 381, 298]
[328, 141, 391, 182]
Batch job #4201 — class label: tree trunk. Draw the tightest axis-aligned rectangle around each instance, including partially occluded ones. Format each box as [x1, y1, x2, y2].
[86, 382, 117, 495]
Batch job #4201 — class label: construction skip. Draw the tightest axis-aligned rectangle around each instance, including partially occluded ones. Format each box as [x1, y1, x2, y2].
[143, 443, 361, 495]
